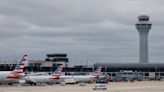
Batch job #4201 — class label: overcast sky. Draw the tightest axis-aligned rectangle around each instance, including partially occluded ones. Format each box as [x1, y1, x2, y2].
[0, 0, 164, 66]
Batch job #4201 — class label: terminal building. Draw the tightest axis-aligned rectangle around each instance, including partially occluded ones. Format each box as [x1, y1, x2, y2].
[94, 63, 164, 80]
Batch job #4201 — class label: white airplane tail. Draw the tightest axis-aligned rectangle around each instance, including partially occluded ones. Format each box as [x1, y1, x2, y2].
[10, 54, 28, 76]
[91, 66, 102, 77]
[52, 65, 63, 76]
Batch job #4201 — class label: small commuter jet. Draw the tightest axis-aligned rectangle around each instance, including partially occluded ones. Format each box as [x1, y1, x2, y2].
[19, 65, 63, 85]
[0, 54, 28, 85]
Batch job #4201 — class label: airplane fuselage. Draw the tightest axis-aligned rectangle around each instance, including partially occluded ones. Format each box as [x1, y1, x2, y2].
[60, 75, 97, 82]
[22, 75, 59, 84]
[0, 71, 20, 82]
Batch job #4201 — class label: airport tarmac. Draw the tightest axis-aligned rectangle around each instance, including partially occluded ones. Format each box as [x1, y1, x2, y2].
[0, 81, 164, 92]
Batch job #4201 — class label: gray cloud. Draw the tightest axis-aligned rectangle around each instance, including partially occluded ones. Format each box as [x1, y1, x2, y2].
[0, 0, 164, 66]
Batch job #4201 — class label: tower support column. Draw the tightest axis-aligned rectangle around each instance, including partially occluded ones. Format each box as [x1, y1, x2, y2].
[139, 30, 149, 63]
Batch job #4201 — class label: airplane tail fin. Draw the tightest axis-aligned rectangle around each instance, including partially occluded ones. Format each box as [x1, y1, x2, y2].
[52, 65, 63, 76]
[91, 66, 102, 77]
[10, 54, 28, 76]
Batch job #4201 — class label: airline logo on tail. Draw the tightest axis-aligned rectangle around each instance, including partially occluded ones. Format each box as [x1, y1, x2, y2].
[10, 54, 28, 76]
[52, 65, 63, 76]
[92, 66, 102, 77]
[49, 65, 63, 80]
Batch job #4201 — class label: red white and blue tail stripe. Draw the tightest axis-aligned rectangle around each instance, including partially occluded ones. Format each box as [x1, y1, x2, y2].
[91, 66, 102, 77]
[10, 54, 28, 76]
[52, 65, 63, 76]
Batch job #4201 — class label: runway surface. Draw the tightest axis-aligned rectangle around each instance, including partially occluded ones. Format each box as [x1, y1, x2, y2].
[0, 81, 164, 92]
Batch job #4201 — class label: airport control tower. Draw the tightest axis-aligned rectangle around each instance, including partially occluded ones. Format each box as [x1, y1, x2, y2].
[135, 15, 152, 63]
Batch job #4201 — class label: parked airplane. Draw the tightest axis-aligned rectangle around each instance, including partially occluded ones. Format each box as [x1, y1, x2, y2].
[19, 65, 63, 85]
[0, 54, 28, 84]
[60, 67, 103, 83]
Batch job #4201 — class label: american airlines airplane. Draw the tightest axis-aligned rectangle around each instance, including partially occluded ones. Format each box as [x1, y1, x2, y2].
[19, 65, 63, 85]
[60, 67, 103, 83]
[0, 54, 28, 84]
[20, 66, 102, 85]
